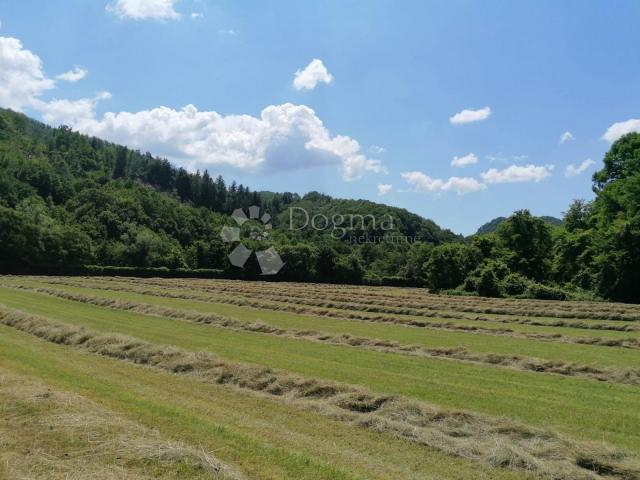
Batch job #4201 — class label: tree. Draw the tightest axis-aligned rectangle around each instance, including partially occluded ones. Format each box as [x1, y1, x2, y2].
[113, 146, 127, 179]
[496, 210, 552, 281]
[563, 199, 591, 232]
[423, 243, 480, 291]
[593, 132, 640, 191]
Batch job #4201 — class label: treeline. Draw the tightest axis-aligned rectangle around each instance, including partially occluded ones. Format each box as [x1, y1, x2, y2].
[0, 107, 638, 302]
[407, 133, 640, 303]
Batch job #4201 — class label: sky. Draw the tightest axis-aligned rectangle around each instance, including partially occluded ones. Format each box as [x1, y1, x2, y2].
[1, 0, 639, 234]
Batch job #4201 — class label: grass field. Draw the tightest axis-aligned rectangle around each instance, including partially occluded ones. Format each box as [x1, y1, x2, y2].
[1, 276, 639, 479]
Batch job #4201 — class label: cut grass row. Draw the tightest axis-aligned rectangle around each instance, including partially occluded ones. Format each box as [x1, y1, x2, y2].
[5, 307, 640, 480]
[7, 284, 640, 385]
[1, 287, 638, 451]
[41, 275, 640, 324]
[0, 367, 241, 480]
[4, 283, 640, 387]
[101, 276, 640, 320]
[0, 325, 537, 480]
[55, 276, 640, 332]
[11, 277, 639, 341]
[3, 283, 639, 368]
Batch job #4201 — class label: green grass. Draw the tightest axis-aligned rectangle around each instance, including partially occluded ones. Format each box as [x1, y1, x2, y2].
[9, 277, 639, 341]
[4, 280, 639, 368]
[0, 324, 531, 480]
[1, 286, 639, 451]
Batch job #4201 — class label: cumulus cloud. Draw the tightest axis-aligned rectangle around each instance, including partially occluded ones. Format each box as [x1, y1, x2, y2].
[559, 131, 574, 144]
[60, 102, 384, 180]
[34, 91, 112, 126]
[293, 59, 333, 91]
[602, 119, 640, 143]
[377, 183, 393, 196]
[369, 144, 386, 154]
[56, 66, 87, 82]
[449, 106, 491, 125]
[481, 164, 552, 184]
[451, 153, 478, 167]
[401, 171, 486, 195]
[107, 0, 180, 20]
[565, 159, 595, 177]
[0, 35, 382, 182]
[0, 36, 54, 110]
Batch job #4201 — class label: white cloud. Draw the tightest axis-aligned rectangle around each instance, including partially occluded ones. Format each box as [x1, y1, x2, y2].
[0, 34, 382, 182]
[369, 144, 386, 154]
[451, 152, 478, 167]
[56, 66, 87, 83]
[401, 171, 486, 195]
[485, 153, 528, 164]
[449, 106, 491, 125]
[293, 59, 333, 91]
[34, 92, 111, 126]
[61, 102, 384, 181]
[565, 159, 595, 177]
[377, 184, 393, 196]
[481, 164, 552, 184]
[107, 0, 180, 20]
[602, 119, 640, 143]
[191, 12, 203, 19]
[559, 131, 574, 144]
[0, 36, 54, 110]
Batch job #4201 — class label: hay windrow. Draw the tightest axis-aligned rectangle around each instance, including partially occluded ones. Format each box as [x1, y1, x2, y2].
[1, 305, 638, 480]
[10, 282, 640, 352]
[0, 367, 245, 480]
[88, 275, 640, 322]
[34, 276, 640, 332]
[5, 283, 640, 386]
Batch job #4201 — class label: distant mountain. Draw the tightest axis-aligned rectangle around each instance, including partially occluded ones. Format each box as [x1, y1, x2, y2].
[475, 215, 562, 235]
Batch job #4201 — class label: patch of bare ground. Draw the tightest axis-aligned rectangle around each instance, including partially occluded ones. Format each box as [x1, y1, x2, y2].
[1, 306, 639, 480]
[0, 367, 244, 480]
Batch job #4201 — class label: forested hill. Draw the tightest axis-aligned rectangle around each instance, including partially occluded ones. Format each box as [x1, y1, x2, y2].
[2, 107, 639, 302]
[0, 108, 455, 281]
[276, 192, 459, 244]
[476, 215, 562, 235]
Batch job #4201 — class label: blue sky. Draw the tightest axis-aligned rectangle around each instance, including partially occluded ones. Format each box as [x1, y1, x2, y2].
[1, 0, 639, 234]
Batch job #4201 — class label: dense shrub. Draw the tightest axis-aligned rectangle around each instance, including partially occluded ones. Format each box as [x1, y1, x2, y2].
[477, 267, 502, 297]
[502, 273, 530, 295]
[526, 283, 567, 301]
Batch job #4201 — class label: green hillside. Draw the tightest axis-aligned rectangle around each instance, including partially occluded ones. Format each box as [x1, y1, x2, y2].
[0, 108, 455, 283]
[476, 215, 562, 235]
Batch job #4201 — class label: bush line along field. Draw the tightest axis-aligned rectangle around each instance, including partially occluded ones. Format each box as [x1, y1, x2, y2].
[1, 276, 639, 479]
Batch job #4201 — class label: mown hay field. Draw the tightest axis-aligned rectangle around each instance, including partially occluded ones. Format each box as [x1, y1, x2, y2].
[0, 275, 639, 480]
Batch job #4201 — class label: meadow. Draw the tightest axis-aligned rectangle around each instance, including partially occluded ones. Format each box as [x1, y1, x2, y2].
[1, 275, 639, 480]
